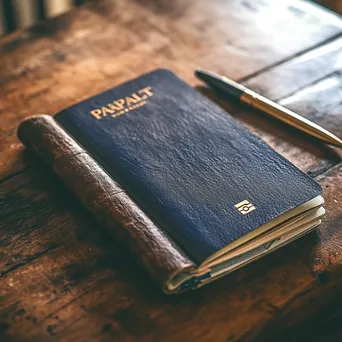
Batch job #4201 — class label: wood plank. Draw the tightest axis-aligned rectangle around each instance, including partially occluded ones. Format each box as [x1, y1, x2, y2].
[90, 0, 342, 78]
[200, 69, 342, 177]
[0, 153, 341, 341]
[0, 0, 341, 181]
[244, 36, 342, 100]
[272, 73, 342, 175]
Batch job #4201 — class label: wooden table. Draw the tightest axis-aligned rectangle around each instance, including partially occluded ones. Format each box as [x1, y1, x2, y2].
[1, 1, 342, 341]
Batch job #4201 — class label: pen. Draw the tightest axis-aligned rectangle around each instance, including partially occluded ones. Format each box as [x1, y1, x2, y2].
[195, 68, 342, 148]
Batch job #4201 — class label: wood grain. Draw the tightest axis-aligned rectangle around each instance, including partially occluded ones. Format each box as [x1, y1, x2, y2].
[0, 160, 341, 341]
[244, 36, 342, 102]
[0, 0, 342, 341]
[241, 71, 342, 176]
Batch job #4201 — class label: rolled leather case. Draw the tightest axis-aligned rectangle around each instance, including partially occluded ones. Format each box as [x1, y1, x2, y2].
[17, 115, 195, 293]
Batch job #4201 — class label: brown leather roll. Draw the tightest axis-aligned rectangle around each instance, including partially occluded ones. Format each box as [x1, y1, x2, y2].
[17, 115, 195, 292]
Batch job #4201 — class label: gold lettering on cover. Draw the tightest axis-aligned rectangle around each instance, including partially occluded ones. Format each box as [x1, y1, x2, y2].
[139, 86, 153, 97]
[235, 200, 256, 215]
[101, 106, 115, 116]
[139, 94, 148, 100]
[132, 93, 143, 101]
[125, 96, 138, 106]
[90, 109, 102, 120]
[113, 99, 125, 109]
[90, 86, 153, 119]
[107, 103, 120, 111]
[112, 99, 148, 117]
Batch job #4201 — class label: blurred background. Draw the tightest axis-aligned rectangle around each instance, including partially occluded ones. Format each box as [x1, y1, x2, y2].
[0, 0, 86, 35]
[0, 0, 341, 36]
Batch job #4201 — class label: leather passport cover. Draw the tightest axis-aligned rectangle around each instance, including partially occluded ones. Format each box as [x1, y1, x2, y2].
[52, 68, 322, 265]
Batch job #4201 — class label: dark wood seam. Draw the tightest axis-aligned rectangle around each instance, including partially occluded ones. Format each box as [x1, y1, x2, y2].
[38, 287, 94, 323]
[0, 243, 62, 278]
[315, 161, 342, 181]
[275, 70, 342, 102]
[0, 168, 28, 186]
[238, 32, 342, 83]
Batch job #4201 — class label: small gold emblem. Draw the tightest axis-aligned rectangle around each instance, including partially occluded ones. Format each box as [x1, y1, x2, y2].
[235, 200, 256, 215]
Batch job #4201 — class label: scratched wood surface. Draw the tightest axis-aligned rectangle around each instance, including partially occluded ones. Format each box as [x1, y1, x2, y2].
[0, 0, 342, 341]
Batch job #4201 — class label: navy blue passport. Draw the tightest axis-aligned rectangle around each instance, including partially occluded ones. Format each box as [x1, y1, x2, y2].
[52, 68, 324, 291]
